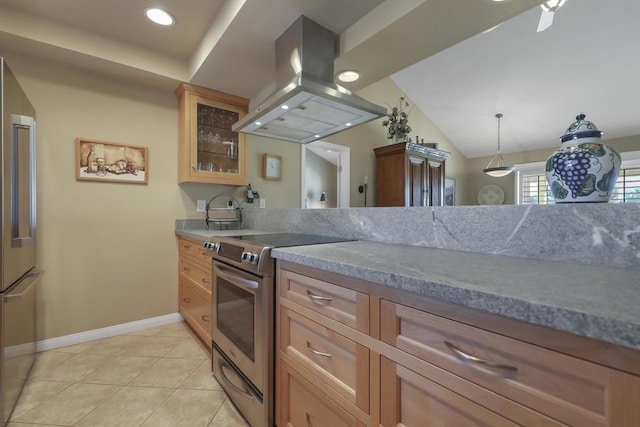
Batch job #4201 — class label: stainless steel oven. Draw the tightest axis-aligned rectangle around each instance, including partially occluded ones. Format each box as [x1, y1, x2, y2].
[211, 260, 273, 427]
[204, 233, 354, 427]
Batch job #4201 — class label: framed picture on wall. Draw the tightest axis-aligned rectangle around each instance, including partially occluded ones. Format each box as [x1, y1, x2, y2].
[262, 153, 282, 180]
[76, 138, 148, 184]
[444, 177, 455, 206]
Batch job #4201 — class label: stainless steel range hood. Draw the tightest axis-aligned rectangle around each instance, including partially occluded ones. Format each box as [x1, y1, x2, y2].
[232, 16, 386, 144]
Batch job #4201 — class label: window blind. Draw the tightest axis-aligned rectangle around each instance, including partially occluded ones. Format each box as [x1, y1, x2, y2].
[520, 167, 640, 204]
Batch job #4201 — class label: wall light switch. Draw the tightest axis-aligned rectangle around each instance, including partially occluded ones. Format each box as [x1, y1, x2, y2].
[259, 199, 266, 209]
[196, 200, 206, 212]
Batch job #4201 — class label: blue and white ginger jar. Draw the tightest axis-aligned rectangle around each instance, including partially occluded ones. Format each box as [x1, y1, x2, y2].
[545, 114, 621, 203]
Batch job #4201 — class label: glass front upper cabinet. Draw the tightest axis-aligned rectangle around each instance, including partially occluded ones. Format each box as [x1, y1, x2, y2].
[176, 83, 249, 185]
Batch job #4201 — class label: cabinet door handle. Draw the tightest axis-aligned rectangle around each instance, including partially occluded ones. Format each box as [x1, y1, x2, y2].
[444, 341, 517, 373]
[201, 278, 210, 283]
[201, 315, 210, 322]
[183, 266, 191, 272]
[183, 244, 192, 249]
[306, 413, 313, 427]
[306, 290, 332, 303]
[191, 164, 197, 170]
[183, 297, 191, 303]
[306, 341, 332, 358]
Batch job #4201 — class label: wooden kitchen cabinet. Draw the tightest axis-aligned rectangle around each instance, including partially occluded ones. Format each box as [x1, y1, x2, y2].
[275, 260, 640, 427]
[380, 299, 636, 426]
[380, 356, 521, 427]
[278, 359, 366, 427]
[277, 267, 372, 427]
[374, 142, 449, 207]
[176, 83, 248, 185]
[177, 236, 212, 344]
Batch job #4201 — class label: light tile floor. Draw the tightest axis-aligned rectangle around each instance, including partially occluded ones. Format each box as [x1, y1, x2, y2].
[8, 322, 249, 427]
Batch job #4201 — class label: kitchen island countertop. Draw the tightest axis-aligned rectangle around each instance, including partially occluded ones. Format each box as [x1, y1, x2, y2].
[272, 240, 640, 352]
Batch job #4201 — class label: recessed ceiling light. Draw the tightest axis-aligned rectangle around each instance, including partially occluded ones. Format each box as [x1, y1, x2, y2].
[281, 105, 289, 110]
[345, 122, 352, 127]
[145, 7, 175, 26]
[337, 70, 360, 83]
[255, 121, 262, 126]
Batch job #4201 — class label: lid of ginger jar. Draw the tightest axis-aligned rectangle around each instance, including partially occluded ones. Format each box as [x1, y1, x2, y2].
[560, 113, 603, 143]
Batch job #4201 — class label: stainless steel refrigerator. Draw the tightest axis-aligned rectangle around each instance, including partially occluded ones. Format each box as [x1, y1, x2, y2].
[0, 57, 41, 425]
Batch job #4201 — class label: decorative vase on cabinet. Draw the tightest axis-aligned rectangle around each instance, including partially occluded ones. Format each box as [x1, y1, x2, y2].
[176, 83, 249, 185]
[545, 114, 621, 203]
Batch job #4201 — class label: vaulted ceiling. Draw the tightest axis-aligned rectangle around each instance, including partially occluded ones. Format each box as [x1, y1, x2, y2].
[3, 0, 628, 160]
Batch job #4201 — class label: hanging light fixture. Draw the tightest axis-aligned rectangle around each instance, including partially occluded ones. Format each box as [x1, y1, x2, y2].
[483, 113, 514, 177]
[537, 0, 567, 32]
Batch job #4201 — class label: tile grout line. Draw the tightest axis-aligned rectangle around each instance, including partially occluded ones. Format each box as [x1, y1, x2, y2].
[11, 322, 240, 427]
[70, 384, 125, 427]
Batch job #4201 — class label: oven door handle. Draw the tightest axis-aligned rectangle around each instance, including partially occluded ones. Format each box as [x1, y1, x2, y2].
[213, 264, 259, 290]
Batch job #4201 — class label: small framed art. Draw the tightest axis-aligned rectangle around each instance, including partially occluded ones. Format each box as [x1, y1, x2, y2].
[76, 138, 148, 184]
[262, 153, 282, 180]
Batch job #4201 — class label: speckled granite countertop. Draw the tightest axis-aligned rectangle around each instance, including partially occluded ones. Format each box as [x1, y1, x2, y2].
[272, 240, 640, 351]
[175, 228, 277, 241]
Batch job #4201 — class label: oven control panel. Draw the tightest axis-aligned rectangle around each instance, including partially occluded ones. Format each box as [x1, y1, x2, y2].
[202, 241, 220, 252]
[241, 251, 259, 264]
[204, 237, 273, 275]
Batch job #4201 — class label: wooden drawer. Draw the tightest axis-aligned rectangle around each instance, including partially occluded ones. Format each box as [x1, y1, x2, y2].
[279, 306, 369, 413]
[380, 299, 629, 426]
[380, 356, 524, 427]
[179, 279, 211, 343]
[278, 359, 366, 427]
[180, 257, 212, 291]
[279, 269, 369, 333]
[178, 237, 212, 268]
[178, 237, 199, 257]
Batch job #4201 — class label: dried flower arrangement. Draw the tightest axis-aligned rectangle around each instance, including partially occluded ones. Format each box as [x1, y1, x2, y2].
[382, 96, 414, 142]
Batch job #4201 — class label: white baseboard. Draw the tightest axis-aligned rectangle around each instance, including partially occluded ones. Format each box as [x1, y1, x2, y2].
[36, 313, 184, 353]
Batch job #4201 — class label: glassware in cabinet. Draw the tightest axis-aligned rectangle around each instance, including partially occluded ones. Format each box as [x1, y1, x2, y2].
[176, 83, 249, 185]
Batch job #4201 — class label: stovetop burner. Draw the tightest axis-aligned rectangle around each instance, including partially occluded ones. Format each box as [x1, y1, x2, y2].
[223, 232, 354, 248]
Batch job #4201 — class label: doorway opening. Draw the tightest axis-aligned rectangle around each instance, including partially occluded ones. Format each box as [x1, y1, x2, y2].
[300, 141, 350, 208]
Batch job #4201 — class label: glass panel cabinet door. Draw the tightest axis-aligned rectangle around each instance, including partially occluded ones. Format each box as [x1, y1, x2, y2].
[177, 84, 248, 185]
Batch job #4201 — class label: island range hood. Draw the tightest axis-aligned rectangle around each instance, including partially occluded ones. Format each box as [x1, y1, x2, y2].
[232, 16, 387, 144]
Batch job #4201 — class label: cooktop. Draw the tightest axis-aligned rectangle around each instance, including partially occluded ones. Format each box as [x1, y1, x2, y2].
[222, 232, 354, 248]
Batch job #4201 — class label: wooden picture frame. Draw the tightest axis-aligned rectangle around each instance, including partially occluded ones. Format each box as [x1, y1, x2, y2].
[444, 177, 455, 206]
[262, 153, 282, 180]
[76, 138, 148, 184]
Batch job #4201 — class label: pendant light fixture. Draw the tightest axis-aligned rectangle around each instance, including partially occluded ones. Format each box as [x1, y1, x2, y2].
[483, 113, 514, 177]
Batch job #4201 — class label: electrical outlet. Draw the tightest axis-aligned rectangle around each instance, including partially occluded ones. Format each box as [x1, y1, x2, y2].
[259, 199, 266, 209]
[196, 200, 206, 212]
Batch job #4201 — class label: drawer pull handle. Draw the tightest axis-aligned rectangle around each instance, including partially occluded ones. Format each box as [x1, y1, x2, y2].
[306, 290, 332, 303]
[183, 297, 191, 303]
[444, 341, 518, 373]
[201, 315, 210, 322]
[183, 244, 192, 249]
[306, 341, 332, 358]
[201, 278, 210, 283]
[306, 413, 313, 427]
[183, 267, 191, 272]
[218, 359, 254, 400]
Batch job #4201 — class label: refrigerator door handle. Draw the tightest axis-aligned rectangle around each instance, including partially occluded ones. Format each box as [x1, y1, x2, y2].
[10, 113, 37, 249]
[4, 270, 42, 301]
